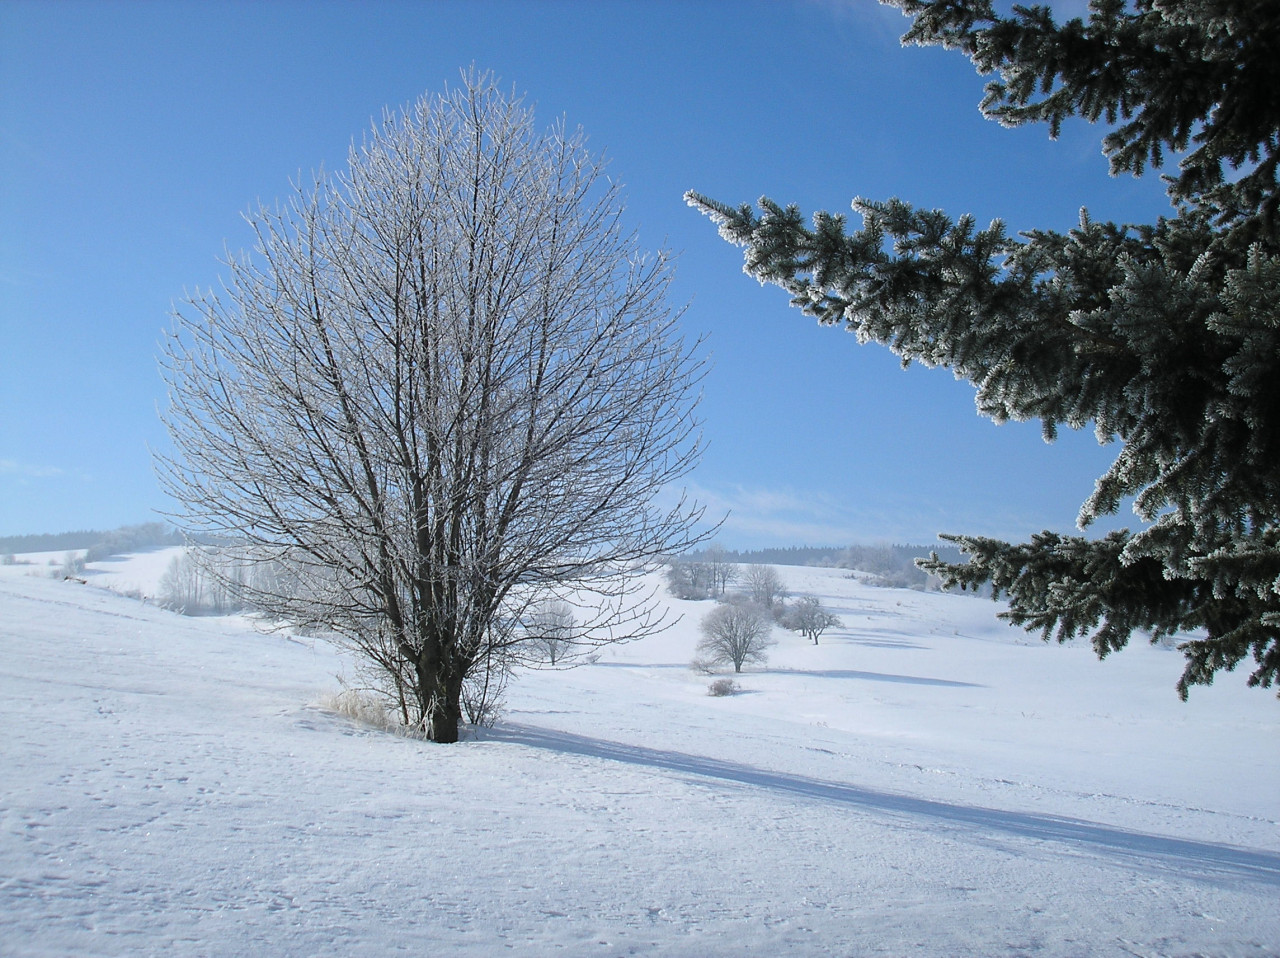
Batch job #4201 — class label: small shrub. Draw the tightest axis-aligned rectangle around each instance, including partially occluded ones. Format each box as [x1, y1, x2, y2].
[320, 689, 429, 737]
[326, 689, 392, 726]
[689, 656, 718, 675]
[57, 552, 85, 578]
[708, 678, 740, 696]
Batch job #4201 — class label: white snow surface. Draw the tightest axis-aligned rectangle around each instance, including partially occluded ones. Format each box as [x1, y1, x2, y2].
[2, 552, 1277, 957]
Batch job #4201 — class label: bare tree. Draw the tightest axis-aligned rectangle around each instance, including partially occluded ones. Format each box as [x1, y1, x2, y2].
[696, 601, 774, 673]
[526, 599, 577, 666]
[783, 594, 841, 645]
[742, 564, 788, 617]
[158, 547, 282, 616]
[704, 545, 737, 598]
[59, 552, 85, 579]
[159, 71, 707, 743]
[665, 558, 714, 600]
[158, 551, 207, 614]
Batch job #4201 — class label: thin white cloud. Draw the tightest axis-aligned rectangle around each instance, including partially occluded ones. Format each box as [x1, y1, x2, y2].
[683, 480, 935, 547]
[676, 478, 1100, 550]
[0, 459, 66, 479]
[0, 459, 92, 482]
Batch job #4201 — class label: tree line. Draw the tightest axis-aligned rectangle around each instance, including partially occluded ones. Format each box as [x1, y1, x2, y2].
[0, 522, 181, 560]
[670, 542, 972, 595]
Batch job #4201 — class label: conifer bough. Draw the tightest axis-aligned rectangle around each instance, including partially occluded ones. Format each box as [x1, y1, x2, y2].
[687, 0, 1280, 698]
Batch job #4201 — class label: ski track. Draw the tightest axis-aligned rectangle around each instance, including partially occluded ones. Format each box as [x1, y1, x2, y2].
[2, 556, 1277, 957]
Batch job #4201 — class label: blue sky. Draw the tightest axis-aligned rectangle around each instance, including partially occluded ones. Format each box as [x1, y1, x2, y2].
[2, 0, 1171, 547]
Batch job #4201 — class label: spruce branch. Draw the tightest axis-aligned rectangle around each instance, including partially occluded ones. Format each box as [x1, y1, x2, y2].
[687, 1, 1280, 698]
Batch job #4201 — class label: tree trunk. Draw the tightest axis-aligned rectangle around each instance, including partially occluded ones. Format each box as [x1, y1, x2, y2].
[414, 658, 463, 743]
[427, 692, 462, 744]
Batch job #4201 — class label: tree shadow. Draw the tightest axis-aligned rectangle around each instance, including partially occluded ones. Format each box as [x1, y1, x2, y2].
[486, 723, 1280, 889]
[763, 667, 981, 688]
[838, 637, 930, 651]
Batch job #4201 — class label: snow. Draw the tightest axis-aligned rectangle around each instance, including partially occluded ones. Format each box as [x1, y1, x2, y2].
[77, 545, 185, 598]
[2, 553, 1277, 957]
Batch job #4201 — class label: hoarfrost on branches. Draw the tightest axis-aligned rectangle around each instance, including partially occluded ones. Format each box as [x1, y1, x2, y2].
[160, 70, 708, 742]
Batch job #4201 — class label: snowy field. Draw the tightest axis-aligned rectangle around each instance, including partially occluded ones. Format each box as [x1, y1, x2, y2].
[2, 550, 1277, 957]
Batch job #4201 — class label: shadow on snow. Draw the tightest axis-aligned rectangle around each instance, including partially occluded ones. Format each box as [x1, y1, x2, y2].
[487, 722, 1280, 889]
[586, 661, 977, 687]
[762, 667, 981, 688]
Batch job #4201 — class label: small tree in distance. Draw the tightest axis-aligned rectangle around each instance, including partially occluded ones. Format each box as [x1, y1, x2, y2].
[704, 545, 738, 598]
[696, 600, 774, 673]
[783, 594, 841, 645]
[665, 558, 714, 600]
[743, 564, 788, 618]
[527, 600, 577, 666]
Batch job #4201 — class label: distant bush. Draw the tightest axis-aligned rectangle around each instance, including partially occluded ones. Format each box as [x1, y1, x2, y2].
[708, 678, 740, 697]
[58, 552, 86, 578]
[666, 546, 738, 600]
[666, 559, 713, 600]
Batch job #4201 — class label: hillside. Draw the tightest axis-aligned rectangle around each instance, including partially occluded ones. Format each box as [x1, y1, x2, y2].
[1, 554, 1277, 956]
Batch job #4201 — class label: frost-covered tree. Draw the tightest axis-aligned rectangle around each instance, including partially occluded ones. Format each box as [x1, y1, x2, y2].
[665, 557, 714, 600]
[687, 1, 1280, 698]
[783, 594, 842, 646]
[158, 551, 208, 615]
[59, 552, 85, 579]
[704, 544, 738, 598]
[157, 548, 281, 616]
[161, 71, 707, 742]
[527, 599, 577, 666]
[742, 563, 788, 616]
[696, 600, 774, 673]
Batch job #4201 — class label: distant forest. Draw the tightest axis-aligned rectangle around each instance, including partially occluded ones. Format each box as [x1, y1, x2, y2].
[684, 543, 973, 592]
[0, 523, 181, 560]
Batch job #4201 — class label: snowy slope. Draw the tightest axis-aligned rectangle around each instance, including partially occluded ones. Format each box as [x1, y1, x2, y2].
[1, 555, 1277, 957]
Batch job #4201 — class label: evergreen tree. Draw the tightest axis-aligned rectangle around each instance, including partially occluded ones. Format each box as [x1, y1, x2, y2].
[687, 0, 1280, 698]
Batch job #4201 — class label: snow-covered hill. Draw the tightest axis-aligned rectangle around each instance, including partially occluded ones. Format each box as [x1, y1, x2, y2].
[2, 554, 1276, 956]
